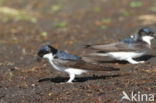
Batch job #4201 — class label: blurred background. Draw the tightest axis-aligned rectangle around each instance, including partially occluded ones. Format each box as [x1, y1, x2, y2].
[0, 0, 156, 102]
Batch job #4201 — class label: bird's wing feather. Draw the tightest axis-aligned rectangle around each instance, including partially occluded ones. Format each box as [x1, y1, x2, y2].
[53, 58, 119, 71]
[86, 42, 148, 52]
[55, 50, 81, 60]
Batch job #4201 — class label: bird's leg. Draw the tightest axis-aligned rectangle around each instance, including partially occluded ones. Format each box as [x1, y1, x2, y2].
[66, 73, 75, 83]
[127, 58, 144, 64]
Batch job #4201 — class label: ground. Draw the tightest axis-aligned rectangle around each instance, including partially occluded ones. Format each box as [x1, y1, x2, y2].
[0, 0, 156, 103]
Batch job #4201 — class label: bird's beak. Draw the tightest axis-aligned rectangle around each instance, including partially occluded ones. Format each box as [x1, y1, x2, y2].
[38, 49, 43, 57]
[37, 49, 44, 62]
[38, 47, 47, 58]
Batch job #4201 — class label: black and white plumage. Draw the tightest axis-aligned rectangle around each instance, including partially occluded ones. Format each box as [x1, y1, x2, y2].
[38, 45, 119, 83]
[85, 27, 156, 64]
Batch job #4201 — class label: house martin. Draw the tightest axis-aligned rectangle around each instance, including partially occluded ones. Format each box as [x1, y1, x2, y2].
[38, 45, 119, 83]
[84, 27, 156, 64]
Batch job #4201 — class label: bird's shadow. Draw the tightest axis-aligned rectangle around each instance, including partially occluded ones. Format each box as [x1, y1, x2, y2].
[38, 74, 120, 83]
[96, 55, 155, 64]
[135, 54, 155, 61]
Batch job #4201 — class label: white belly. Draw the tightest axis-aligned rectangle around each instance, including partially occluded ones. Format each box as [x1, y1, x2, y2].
[48, 59, 65, 72]
[108, 51, 146, 60]
[48, 60, 87, 75]
[65, 68, 87, 75]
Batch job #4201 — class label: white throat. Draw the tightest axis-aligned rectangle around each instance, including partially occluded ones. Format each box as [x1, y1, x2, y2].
[43, 53, 64, 71]
[142, 36, 154, 46]
[43, 53, 54, 60]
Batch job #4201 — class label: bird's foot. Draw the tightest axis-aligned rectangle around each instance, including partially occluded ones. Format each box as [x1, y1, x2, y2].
[60, 81, 73, 84]
[127, 58, 145, 64]
[66, 81, 73, 83]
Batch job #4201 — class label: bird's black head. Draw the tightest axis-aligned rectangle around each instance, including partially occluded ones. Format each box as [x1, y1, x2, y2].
[138, 27, 155, 38]
[38, 45, 57, 57]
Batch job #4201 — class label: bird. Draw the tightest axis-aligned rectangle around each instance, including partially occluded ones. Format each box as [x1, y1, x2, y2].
[84, 27, 156, 64]
[38, 45, 119, 83]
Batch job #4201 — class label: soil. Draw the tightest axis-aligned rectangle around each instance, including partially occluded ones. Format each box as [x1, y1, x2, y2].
[0, 0, 156, 103]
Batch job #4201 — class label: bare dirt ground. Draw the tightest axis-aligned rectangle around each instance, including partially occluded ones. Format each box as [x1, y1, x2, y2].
[0, 0, 156, 103]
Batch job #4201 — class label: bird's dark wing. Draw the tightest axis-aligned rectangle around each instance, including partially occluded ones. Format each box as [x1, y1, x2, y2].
[85, 41, 149, 52]
[53, 58, 119, 71]
[121, 34, 139, 43]
[121, 37, 135, 43]
[55, 50, 81, 60]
